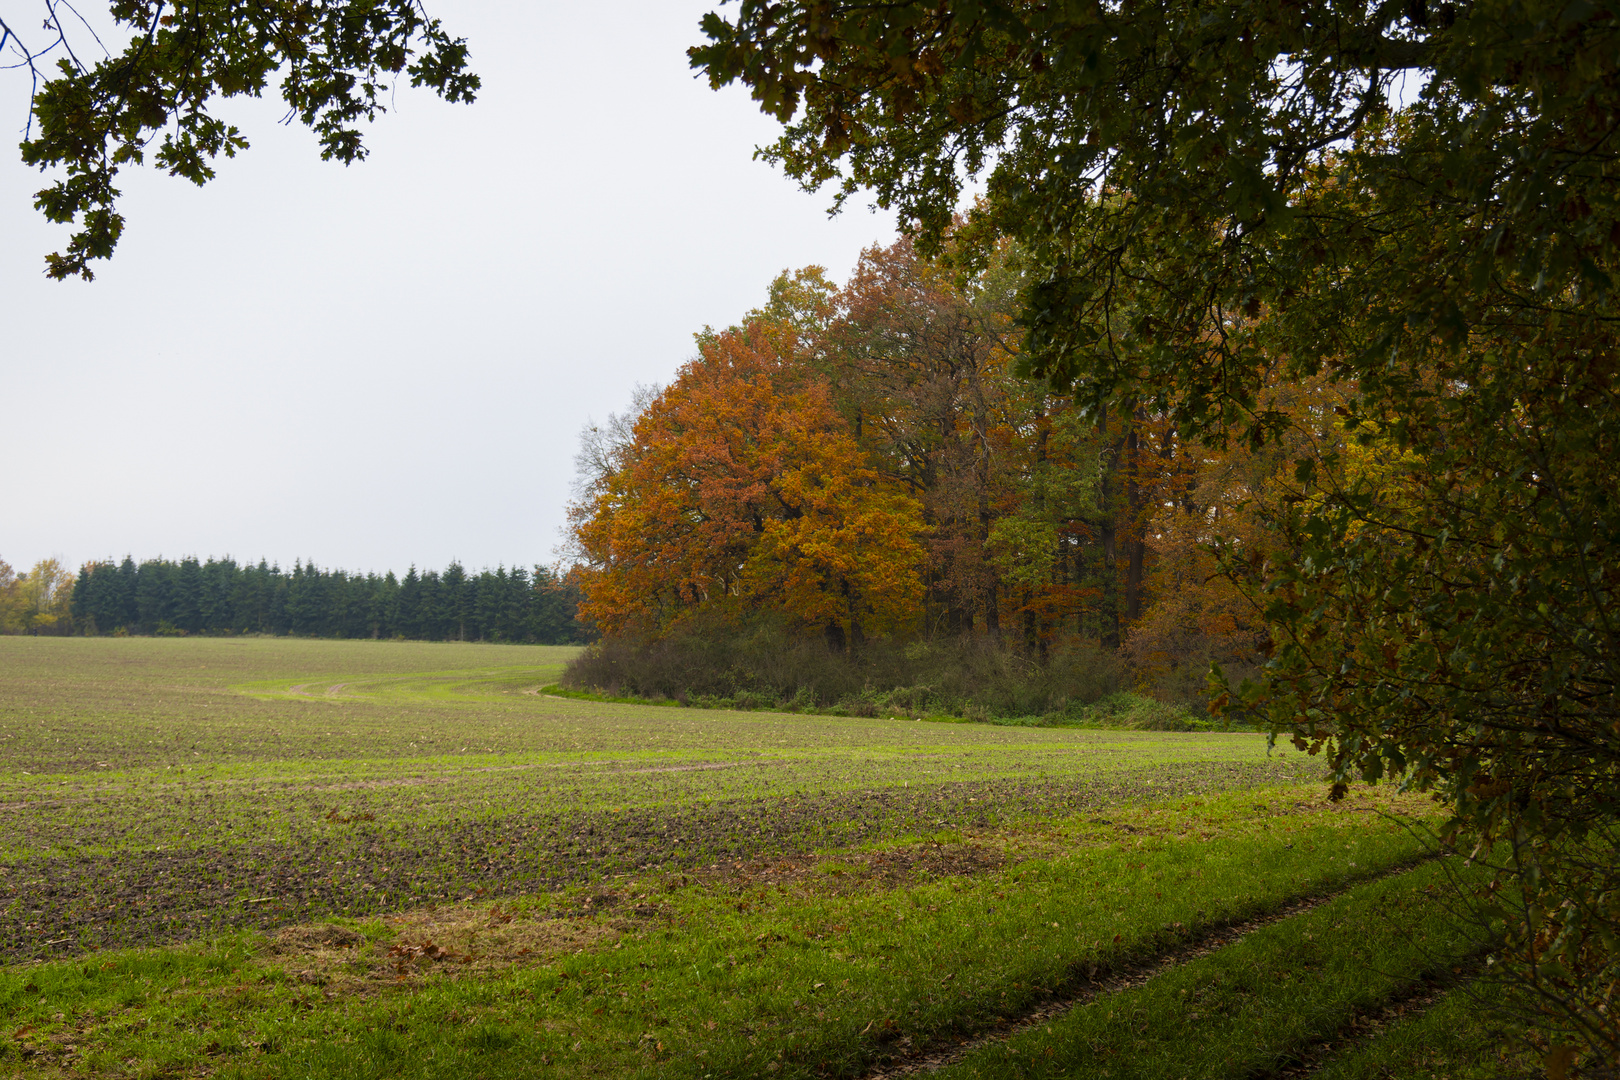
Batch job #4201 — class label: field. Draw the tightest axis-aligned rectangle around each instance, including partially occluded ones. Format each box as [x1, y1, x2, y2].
[0, 638, 1514, 1078]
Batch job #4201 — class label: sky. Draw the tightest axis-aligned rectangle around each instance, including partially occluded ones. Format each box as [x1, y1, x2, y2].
[1, 1, 898, 577]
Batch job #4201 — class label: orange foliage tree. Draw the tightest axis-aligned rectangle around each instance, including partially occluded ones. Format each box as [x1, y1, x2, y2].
[821, 235, 1024, 637]
[570, 320, 927, 647]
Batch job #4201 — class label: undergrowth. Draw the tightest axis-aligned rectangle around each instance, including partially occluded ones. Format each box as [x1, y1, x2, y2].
[558, 628, 1230, 730]
[543, 682, 1229, 733]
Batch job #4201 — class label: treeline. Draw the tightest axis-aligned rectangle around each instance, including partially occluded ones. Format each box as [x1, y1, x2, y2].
[68, 557, 588, 643]
[565, 239, 1278, 710]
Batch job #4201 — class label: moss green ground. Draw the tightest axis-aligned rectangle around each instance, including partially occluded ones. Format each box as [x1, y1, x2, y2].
[0, 638, 1507, 1078]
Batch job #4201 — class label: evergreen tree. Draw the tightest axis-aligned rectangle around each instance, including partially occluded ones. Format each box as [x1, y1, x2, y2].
[111, 557, 139, 630]
[63, 556, 585, 643]
[442, 562, 469, 641]
[396, 566, 422, 640]
[135, 560, 174, 632]
[172, 557, 203, 634]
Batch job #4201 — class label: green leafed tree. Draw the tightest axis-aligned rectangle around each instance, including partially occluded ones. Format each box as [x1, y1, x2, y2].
[6, 0, 478, 279]
[692, 0, 1619, 1064]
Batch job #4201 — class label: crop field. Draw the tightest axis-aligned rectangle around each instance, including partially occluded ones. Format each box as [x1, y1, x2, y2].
[0, 638, 1510, 1079]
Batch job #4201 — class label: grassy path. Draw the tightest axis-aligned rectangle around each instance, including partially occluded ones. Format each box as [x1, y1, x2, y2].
[1306, 976, 1531, 1080]
[861, 858, 1448, 1078]
[921, 857, 1485, 1080]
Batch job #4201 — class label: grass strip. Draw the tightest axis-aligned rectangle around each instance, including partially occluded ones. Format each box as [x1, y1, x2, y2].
[538, 683, 688, 708]
[925, 856, 1489, 1080]
[1, 793, 1437, 1079]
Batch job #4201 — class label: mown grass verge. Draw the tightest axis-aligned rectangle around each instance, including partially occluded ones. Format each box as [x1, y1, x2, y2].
[0, 788, 1459, 1079]
[1311, 976, 1538, 1080]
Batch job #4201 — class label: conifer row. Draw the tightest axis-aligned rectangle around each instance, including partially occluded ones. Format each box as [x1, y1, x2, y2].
[69, 557, 586, 643]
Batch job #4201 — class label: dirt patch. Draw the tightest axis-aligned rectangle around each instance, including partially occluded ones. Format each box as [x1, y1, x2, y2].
[257, 903, 628, 997]
[382, 901, 622, 976]
[831, 842, 1007, 887]
[269, 922, 366, 952]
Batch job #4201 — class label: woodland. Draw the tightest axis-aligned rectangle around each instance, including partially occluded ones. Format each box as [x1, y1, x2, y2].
[564, 242, 1269, 717]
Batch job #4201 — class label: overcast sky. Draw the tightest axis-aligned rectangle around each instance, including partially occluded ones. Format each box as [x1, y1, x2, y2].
[1, 1, 898, 577]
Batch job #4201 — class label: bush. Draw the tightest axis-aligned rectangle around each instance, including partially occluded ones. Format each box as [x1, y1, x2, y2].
[1074, 692, 1200, 732]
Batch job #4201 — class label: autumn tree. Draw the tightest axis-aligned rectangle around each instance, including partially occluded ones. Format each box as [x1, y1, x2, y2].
[1, 558, 76, 634]
[6, 1, 478, 279]
[570, 318, 927, 648]
[820, 236, 1021, 636]
[822, 238, 1192, 657]
[693, 1, 1620, 1061]
[1124, 369, 1347, 702]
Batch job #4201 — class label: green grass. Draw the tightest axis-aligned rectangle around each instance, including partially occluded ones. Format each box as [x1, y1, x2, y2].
[0, 637, 1499, 1078]
[932, 856, 1487, 1079]
[1309, 975, 1537, 1080]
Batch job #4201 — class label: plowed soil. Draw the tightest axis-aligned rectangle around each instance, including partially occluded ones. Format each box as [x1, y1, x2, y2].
[0, 637, 1319, 962]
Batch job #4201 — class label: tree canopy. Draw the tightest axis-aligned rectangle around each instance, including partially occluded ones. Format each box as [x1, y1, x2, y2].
[570, 245, 1283, 714]
[6, 0, 478, 279]
[0, 557, 75, 634]
[694, 0, 1619, 1064]
[570, 314, 929, 647]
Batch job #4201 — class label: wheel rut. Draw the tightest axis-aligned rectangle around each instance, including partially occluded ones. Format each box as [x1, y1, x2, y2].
[860, 854, 1441, 1079]
[1266, 956, 1485, 1078]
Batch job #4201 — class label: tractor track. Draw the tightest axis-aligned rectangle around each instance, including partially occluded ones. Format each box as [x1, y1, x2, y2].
[860, 852, 1444, 1078]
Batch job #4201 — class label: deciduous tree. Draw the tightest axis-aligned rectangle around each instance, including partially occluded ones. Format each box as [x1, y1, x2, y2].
[694, 1, 1620, 1061]
[6, 0, 478, 278]
[0, 559, 23, 633]
[12, 557, 75, 634]
[571, 319, 927, 647]
[822, 238, 1179, 655]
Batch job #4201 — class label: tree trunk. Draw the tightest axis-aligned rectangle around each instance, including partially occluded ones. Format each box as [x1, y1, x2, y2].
[1123, 423, 1145, 624]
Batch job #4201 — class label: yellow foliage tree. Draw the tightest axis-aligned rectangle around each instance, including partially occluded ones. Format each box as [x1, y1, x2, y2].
[0, 559, 22, 634]
[0, 558, 74, 635]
